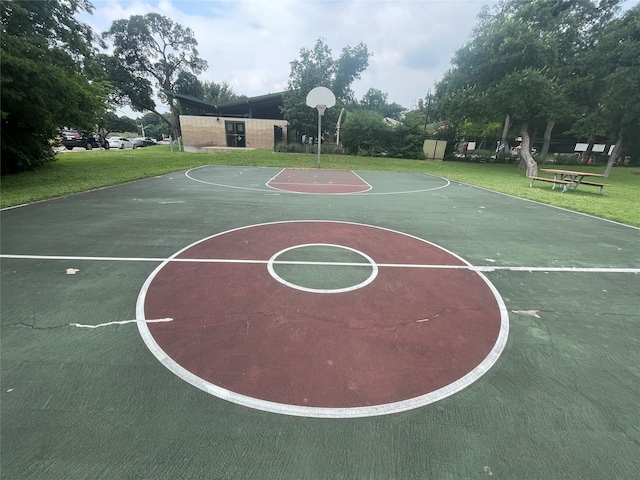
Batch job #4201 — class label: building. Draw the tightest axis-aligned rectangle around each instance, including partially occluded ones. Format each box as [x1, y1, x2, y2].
[164, 91, 289, 152]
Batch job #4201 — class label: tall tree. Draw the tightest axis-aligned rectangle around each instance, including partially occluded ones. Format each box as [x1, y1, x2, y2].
[136, 112, 172, 140]
[1, 0, 107, 173]
[202, 80, 241, 104]
[435, 7, 557, 153]
[102, 13, 208, 139]
[491, 68, 563, 176]
[435, 0, 623, 164]
[589, 5, 640, 174]
[359, 88, 405, 119]
[96, 112, 138, 138]
[503, 0, 622, 161]
[281, 38, 370, 129]
[171, 74, 242, 105]
[174, 71, 205, 99]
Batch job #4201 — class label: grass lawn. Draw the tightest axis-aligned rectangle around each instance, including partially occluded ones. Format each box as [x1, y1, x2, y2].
[2, 146, 639, 227]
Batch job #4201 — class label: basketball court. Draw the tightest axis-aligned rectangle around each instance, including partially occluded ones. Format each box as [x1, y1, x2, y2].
[1, 166, 639, 479]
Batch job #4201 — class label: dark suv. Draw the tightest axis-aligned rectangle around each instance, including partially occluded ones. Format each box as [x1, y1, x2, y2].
[60, 130, 107, 150]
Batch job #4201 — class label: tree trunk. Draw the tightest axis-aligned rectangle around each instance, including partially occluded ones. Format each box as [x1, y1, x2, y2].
[500, 113, 512, 152]
[171, 109, 181, 140]
[603, 129, 624, 177]
[167, 97, 182, 140]
[520, 122, 538, 177]
[540, 119, 555, 163]
[584, 136, 595, 163]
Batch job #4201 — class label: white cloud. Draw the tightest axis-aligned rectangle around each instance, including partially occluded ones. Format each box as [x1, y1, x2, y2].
[84, 0, 493, 116]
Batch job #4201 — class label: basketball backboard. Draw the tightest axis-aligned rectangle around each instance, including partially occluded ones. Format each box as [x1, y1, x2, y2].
[306, 87, 336, 109]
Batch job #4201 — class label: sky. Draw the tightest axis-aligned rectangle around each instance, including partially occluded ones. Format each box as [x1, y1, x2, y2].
[81, 0, 637, 118]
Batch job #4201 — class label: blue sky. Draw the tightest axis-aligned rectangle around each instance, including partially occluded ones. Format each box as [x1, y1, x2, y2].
[82, 0, 638, 118]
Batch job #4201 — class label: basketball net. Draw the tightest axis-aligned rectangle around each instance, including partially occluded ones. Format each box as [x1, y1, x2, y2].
[316, 104, 327, 116]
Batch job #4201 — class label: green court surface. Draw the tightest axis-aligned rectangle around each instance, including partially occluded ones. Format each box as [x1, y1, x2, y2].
[1, 166, 639, 479]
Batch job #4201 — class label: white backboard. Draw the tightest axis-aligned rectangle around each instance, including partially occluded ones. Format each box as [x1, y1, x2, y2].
[306, 87, 336, 108]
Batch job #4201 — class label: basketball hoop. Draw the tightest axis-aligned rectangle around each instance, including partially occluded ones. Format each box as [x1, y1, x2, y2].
[306, 87, 336, 110]
[306, 87, 336, 168]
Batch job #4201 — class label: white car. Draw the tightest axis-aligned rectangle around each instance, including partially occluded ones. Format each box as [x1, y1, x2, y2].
[106, 137, 136, 149]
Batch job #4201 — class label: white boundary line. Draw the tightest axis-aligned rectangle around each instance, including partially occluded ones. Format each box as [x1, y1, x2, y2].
[3, 219, 637, 416]
[0, 174, 167, 211]
[448, 178, 640, 231]
[2, 167, 636, 231]
[135, 220, 509, 418]
[185, 166, 450, 196]
[264, 167, 287, 191]
[1, 253, 638, 273]
[266, 169, 373, 194]
[185, 166, 273, 192]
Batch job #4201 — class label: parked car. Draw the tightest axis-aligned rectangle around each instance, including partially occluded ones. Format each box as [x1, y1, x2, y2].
[131, 137, 157, 148]
[106, 137, 136, 149]
[60, 130, 106, 150]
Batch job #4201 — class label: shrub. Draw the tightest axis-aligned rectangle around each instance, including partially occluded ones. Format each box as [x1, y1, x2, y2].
[340, 110, 391, 156]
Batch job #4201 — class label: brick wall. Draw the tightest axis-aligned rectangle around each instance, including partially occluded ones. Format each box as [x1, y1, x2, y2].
[180, 116, 289, 150]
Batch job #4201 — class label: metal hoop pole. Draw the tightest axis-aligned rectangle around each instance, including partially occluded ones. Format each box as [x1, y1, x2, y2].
[317, 109, 322, 168]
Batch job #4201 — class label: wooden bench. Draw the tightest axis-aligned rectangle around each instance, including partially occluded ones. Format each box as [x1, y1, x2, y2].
[528, 176, 574, 193]
[577, 180, 611, 194]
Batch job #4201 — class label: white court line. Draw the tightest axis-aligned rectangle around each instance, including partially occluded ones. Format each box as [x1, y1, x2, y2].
[267, 243, 379, 294]
[1, 253, 638, 273]
[133, 219, 511, 418]
[268, 182, 370, 187]
[186, 166, 447, 196]
[265, 167, 287, 186]
[266, 169, 372, 194]
[185, 166, 274, 193]
[70, 318, 173, 328]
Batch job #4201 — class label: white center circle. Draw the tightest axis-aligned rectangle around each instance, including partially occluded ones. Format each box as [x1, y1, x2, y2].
[137, 220, 510, 419]
[267, 243, 379, 293]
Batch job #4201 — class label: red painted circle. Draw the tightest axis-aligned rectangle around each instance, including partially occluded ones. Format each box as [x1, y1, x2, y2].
[143, 222, 503, 409]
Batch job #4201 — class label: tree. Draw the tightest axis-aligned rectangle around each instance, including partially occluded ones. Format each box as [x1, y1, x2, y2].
[434, 0, 623, 164]
[1, 0, 107, 173]
[97, 112, 138, 138]
[202, 80, 241, 104]
[281, 38, 370, 130]
[490, 68, 562, 176]
[340, 110, 390, 156]
[102, 13, 208, 139]
[136, 112, 172, 140]
[359, 88, 405, 119]
[590, 5, 640, 173]
[174, 71, 205, 99]
[503, 0, 622, 162]
[435, 9, 557, 154]
[384, 110, 428, 159]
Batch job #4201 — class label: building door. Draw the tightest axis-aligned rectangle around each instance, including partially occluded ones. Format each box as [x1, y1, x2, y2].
[273, 125, 283, 150]
[225, 121, 246, 147]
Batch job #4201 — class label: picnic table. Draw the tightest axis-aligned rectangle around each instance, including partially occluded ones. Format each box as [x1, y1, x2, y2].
[529, 168, 610, 194]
